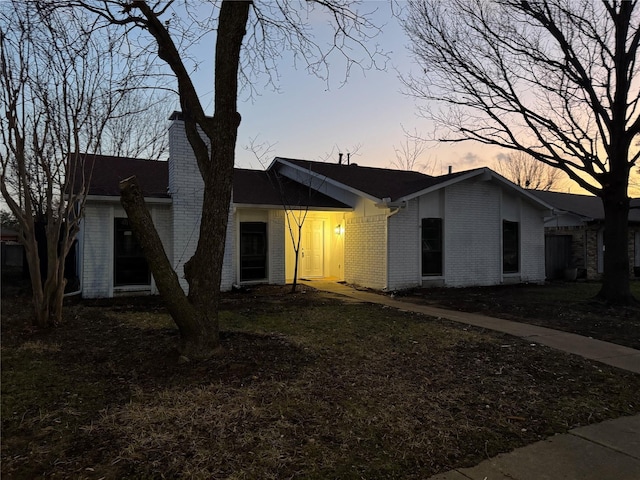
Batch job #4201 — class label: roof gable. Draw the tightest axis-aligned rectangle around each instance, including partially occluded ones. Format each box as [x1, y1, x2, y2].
[274, 158, 550, 211]
[275, 157, 448, 202]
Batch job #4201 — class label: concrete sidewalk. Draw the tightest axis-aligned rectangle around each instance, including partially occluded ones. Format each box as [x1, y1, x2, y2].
[300, 279, 640, 480]
[429, 414, 640, 480]
[300, 280, 640, 374]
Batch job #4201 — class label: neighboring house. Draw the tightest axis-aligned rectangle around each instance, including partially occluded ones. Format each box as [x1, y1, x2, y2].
[1, 227, 23, 269]
[76, 113, 553, 298]
[530, 190, 640, 280]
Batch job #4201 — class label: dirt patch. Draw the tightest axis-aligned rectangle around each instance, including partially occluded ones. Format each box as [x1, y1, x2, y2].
[2, 286, 639, 479]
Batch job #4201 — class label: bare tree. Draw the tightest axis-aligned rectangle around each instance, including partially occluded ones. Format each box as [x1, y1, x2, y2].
[391, 127, 433, 173]
[403, 0, 640, 304]
[245, 137, 327, 294]
[101, 94, 171, 160]
[72, 0, 385, 359]
[0, 2, 168, 327]
[496, 151, 561, 191]
[317, 144, 363, 164]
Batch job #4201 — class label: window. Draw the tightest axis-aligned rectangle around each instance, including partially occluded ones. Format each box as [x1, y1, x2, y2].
[240, 222, 267, 281]
[422, 218, 443, 276]
[502, 220, 519, 273]
[114, 218, 150, 286]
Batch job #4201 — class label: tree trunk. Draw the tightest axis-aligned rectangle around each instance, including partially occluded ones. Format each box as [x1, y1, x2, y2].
[183, 0, 249, 328]
[24, 239, 48, 328]
[597, 183, 634, 304]
[291, 224, 303, 293]
[120, 176, 220, 359]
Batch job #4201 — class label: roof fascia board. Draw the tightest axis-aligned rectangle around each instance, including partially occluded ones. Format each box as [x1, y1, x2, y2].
[233, 203, 352, 212]
[274, 158, 382, 203]
[487, 170, 556, 210]
[398, 169, 486, 202]
[399, 168, 555, 211]
[86, 195, 172, 205]
[544, 211, 592, 223]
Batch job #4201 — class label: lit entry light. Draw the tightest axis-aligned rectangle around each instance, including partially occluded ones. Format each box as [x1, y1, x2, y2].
[335, 224, 344, 235]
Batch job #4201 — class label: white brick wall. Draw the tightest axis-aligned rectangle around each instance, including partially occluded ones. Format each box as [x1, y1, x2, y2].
[220, 208, 236, 290]
[387, 199, 420, 290]
[344, 210, 387, 290]
[168, 120, 205, 292]
[268, 209, 286, 285]
[82, 203, 114, 298]
[443, 180, 503, 287]
[519, 199, 546, 283]
[81, 202, 172, 298]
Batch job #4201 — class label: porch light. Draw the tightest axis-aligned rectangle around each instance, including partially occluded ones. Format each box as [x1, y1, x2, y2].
[335, 224, 344, 235]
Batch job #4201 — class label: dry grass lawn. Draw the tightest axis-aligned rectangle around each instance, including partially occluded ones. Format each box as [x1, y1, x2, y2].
[2, 286, 639, 479]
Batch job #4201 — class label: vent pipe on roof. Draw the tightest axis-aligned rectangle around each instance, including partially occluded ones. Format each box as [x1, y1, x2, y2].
[338, 153, 343, 165]
[347, 153, 351, 165]
[448, 165, 452, 174]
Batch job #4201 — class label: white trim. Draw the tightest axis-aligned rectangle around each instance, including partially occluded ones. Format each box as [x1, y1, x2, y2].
[399, 168, 554, 212]
[275, 158, 382, 203]
[232, 202, 352, 212]
[114, 285, 152, 293]
[87, 195, 172, 205]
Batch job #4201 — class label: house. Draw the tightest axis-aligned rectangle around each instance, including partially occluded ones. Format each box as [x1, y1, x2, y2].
[530, 190, 640, 280]
[1, 227, 23, 269]
[75, 113, 553, 298]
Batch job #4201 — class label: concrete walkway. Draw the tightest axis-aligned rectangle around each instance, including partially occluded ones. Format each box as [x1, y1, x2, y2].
[300, 279, 640, 480]
[300, 280, 640, 374]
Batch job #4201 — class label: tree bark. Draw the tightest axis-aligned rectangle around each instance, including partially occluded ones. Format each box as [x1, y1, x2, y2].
[597, 181, 634, 304]
[120, 176, 220, 359]
[290, 223, 303, 294]
[183, 0, 249, 325]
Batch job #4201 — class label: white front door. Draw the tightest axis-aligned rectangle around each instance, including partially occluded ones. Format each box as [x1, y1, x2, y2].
[301, 219, 324, 278]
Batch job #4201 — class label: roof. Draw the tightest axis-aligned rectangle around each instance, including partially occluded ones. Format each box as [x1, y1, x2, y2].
[530, 190, 640, 223]
[233, 169, 350, 209]
[1, 227, 20, 241]
[78, 155, 169, 198]
[80, 155, 349, 209]
[276, 157, 473, 202]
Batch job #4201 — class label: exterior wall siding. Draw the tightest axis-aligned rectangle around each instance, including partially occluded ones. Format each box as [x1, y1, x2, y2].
[82, 202, 172, 298]
[82, 203, 114, 298]
[519, 198, 546, 282]
[443, 180, 502, 287]
[220, 208, 236, 290]
[344, 209, 387, 290]
[168, 120, 205, 293]
[269, 209, 286, 285]
[387, 199, 420, 290]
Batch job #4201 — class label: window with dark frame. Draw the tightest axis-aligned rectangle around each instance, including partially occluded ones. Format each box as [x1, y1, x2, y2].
[240, 222, 267, 281]
[422, 218, 443, 276]
[114, 218, 151, 286]
[502, 220, 519, 273]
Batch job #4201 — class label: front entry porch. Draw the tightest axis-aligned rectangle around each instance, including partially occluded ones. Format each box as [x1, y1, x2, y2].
[284, 211, 345, 283]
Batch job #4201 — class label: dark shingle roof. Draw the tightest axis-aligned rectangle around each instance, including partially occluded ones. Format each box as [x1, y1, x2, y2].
[79, 155, 169, 198]
[531, 190, 640, 222]
[276, 157, 475, 201]
[233, 169, 350, 209]
[81, 155, 349, 209]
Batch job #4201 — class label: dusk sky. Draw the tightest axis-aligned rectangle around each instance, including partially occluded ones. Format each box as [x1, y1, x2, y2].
[166, 2, 635, 195]
[0, 1, 636, 210]
[180, 2, 514, 179]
